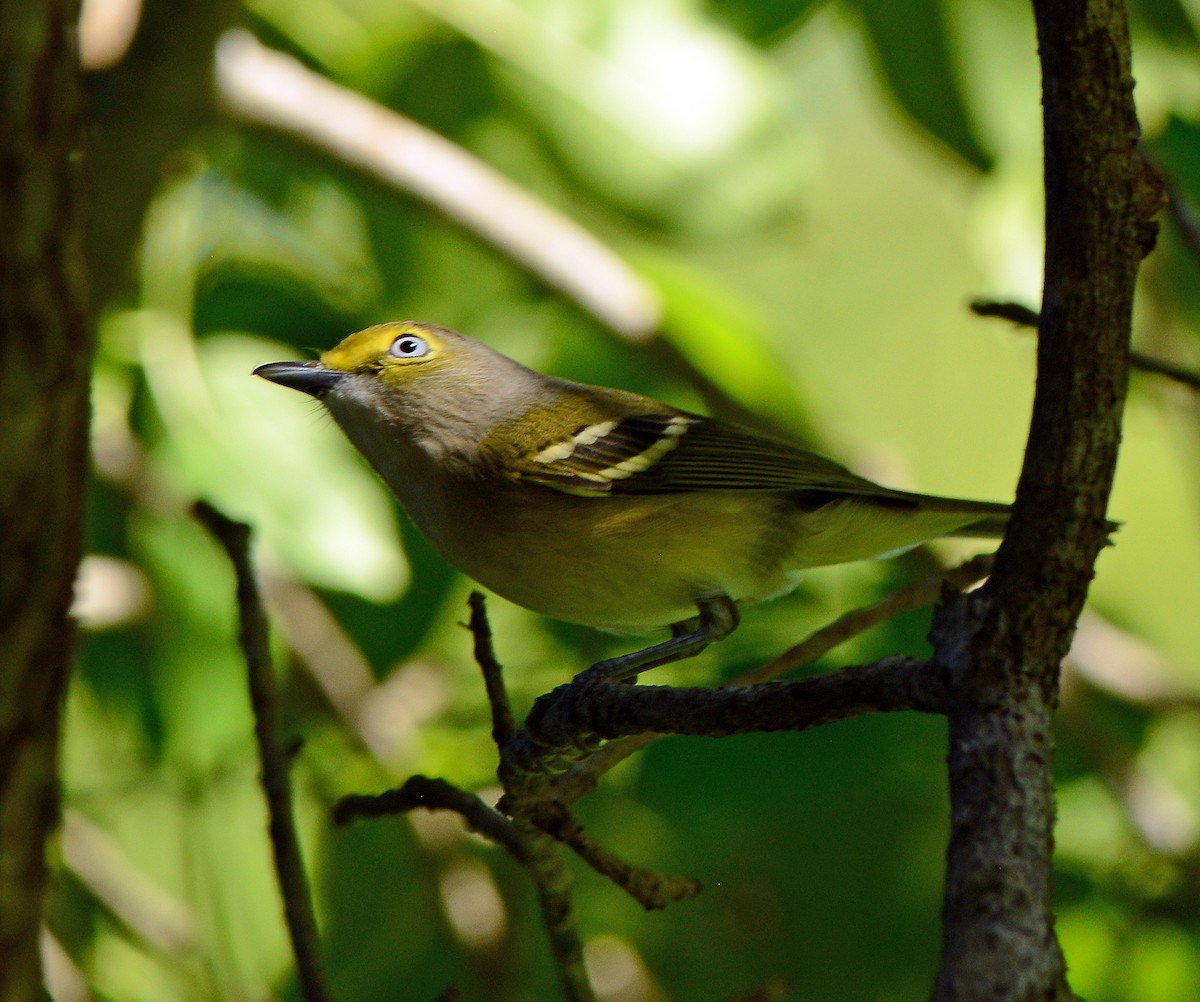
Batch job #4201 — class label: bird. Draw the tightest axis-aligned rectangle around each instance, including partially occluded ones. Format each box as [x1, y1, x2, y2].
[254, 321, 1011, 679]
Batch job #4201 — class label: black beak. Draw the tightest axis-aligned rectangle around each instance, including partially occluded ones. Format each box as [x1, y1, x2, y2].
[253, 361, 345, 398]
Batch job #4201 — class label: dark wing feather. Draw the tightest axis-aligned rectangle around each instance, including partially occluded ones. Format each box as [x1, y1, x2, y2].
[516, 408, 910, 501]
[517, 413, 696, 495]
[609, 418, 905, 497]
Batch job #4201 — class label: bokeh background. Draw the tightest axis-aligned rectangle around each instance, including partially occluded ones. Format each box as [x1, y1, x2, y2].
[63, 0, 1200, 999]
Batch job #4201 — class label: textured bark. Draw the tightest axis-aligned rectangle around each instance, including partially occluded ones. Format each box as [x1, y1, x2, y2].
[931, 2, 1156, 999]
[0, 2, 92, 999]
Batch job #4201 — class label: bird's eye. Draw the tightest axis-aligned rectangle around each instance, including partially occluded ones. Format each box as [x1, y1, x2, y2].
[389, 334, 431, 359]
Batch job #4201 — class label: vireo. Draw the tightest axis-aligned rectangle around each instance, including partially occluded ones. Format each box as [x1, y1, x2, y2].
[255, 321, 1010, 678]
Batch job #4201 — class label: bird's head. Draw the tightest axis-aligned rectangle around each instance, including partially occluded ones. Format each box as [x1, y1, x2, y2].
[254, 321, 546, 461]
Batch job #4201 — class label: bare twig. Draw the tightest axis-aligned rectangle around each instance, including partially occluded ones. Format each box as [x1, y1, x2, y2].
[511, 818, 596, 1002]
[334, 776, 526, 862]
[1163, 166, 1200, 263]
[525, 801, 701, 910]
[193, 501, 335, 1002]
[968, 298, 1040, 328]
[743, 554, 993, 684]
[1125, 349, 1200, 393]
[467, 591, 517, 747]
[971, 297, 1200, 393]
[464, 596, 597, 1002]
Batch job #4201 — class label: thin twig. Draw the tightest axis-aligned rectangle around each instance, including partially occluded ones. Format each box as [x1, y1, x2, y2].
[468, 591, 517, 747]
[526, 801, 701, 910]
[1126, 350, 1200, 393]
[464, 596, 597, 1002]
[511, 819, 596, 1002]
[1163, 166, 1200, 263]
[334, 776, 526, 861]
[193, 501, 335, 1002]
[971, 297, 1200, 393]
[742, 554, 994, 684]
[968, 298, 1040, 328]
[551, 734, 658, 806]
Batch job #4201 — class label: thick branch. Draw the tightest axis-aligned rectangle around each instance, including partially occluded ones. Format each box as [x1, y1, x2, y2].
[932, 2, 1158, 997]
[507, 657, 940, 775]
[0, 3, 92, 998]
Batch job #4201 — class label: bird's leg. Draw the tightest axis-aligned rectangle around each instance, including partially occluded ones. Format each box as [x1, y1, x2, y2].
[588, 594, 740, 682]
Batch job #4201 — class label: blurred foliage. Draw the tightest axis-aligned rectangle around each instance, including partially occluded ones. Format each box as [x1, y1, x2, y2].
[64, 0, 1200, 999]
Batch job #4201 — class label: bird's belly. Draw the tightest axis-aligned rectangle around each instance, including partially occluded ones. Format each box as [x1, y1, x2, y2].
[420, 489, 790, 632]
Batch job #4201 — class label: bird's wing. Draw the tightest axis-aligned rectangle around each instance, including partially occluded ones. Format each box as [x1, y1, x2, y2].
[512, 404, 905, 500]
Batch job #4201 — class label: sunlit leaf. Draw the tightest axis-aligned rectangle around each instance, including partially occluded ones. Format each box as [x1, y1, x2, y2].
[631, 249, 812, 431]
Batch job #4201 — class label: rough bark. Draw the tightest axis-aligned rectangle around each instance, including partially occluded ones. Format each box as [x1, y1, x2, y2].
[0, 2, 92, 999]
[931, 2, 1156, 998]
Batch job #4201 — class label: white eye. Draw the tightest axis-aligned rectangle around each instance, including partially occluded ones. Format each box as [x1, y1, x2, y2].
[389, 334, 431, 359]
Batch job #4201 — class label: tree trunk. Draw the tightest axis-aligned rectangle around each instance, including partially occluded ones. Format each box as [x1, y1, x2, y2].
[0, 2, 92, 999]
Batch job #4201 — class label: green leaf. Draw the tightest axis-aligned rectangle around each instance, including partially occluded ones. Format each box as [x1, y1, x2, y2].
[707, 0, 827, 42]
[1131, 0, 1199, 47]
[851, 0, 992, 171]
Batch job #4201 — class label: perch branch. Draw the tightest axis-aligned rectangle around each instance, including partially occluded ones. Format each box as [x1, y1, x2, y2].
[507, 656, 940, 778]
[549, 555, 990, 804]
